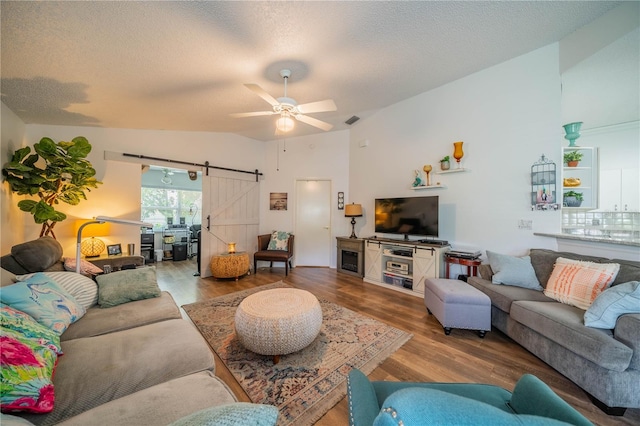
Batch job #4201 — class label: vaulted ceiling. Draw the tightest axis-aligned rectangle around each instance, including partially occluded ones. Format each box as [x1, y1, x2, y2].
[1, 1, 621, 141]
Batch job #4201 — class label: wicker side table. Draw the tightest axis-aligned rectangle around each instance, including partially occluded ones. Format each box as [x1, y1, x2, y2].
[210, 252, 250, 280]
[234, 288, 323, 363]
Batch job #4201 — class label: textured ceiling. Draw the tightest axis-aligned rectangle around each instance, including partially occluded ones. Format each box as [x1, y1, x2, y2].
[0, 1, 621, 141]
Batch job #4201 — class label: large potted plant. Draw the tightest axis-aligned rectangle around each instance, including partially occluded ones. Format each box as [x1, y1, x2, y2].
[2, 136, 102, 238]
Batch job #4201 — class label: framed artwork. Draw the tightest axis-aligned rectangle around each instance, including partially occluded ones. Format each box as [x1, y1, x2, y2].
[338, 192, 344, 210]
[270, 192, 288, 210]
[107, 243, 122, 256]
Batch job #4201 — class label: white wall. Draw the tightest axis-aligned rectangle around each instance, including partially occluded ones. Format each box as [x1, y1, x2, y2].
[261, 130, 350, 267]
[349, 44, 563, 258]
[9, 124, 265, 258]
[1, 102, 27, 253]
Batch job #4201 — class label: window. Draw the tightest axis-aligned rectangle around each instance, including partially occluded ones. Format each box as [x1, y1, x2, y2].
[141, 187, 201, 231]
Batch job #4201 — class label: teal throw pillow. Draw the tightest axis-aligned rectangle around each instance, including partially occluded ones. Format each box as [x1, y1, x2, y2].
[169, 403, 278, 426]
[373, 387, 571, 426]
[584, 281, 640, 329]
[96, 267, 161, 308]
[0, 273, 85, 334]
[487, 251, 542, 291]
[267, 231, 290, 251]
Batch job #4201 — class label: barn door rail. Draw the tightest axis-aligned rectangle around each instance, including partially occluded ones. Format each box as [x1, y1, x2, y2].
[121, 153, 263, 182]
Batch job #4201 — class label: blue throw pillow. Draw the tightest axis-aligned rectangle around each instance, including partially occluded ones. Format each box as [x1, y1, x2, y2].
[0, 273, 85, 334]
[373, 388, 571, 426]
[584, 281, 640, 329]
[487, 251, 543, 291]
[169, 403, 278, 426]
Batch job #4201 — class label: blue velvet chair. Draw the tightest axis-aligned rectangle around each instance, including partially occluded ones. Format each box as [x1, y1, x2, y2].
[347, 369, 593, 426]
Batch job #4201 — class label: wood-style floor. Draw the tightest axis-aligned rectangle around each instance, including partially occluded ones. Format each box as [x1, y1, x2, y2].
[156, 259, 639, 426]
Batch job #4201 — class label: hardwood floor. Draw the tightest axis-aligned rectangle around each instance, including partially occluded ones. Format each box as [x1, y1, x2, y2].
[156, 259, 639, 426]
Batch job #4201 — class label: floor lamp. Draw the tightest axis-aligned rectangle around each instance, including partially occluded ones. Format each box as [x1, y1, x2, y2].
[76, 216, 152, 274]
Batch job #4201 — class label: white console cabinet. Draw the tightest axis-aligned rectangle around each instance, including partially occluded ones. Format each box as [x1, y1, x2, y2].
[364, 238, 448, 297]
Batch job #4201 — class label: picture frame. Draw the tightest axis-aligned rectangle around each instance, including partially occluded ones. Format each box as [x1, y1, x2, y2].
[338, 192, 344, 210]
[107, 243, 122, 256]
[270, 192, 288, 211]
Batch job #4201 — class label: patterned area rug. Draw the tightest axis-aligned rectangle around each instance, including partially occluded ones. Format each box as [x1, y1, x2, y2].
[182, 281, 412, 426]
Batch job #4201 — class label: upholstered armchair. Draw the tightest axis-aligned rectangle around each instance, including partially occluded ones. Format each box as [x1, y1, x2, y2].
[253, 234, 294, 276]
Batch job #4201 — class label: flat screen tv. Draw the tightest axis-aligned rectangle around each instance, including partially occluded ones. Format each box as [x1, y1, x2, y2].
[374, 196, 439, 238]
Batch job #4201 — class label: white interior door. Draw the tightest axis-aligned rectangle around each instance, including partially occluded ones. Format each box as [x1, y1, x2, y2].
[295, 180, 331, 267]
[199, 169, 260, 277]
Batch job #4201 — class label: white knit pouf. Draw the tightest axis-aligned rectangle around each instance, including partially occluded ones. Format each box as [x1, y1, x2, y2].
[234, 288, 322, 363]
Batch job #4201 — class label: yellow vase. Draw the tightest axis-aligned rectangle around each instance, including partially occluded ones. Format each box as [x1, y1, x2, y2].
[453, 141, 464, 168]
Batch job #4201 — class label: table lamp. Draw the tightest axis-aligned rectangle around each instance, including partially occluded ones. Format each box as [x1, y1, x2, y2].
[75, 220, 111, 257]
[345, 203, 363, 239]
[75, 216, 152, 274]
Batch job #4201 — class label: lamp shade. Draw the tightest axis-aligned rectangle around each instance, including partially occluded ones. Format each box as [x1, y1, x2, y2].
[345, 203, 363, 217]
[75, 220, 110, 237]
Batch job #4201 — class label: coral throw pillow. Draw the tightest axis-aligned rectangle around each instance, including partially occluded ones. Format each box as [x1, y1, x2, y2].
[544, 257, 620, 310]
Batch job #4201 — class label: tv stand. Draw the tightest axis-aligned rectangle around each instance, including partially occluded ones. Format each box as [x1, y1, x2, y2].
[363, 238, 449, 297]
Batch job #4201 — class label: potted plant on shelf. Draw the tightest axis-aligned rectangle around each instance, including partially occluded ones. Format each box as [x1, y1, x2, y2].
[563, 190, 584, 207]
[440, 156, 450, 171]
[2, 136, 102, 238]
[563, 150, 584, 167]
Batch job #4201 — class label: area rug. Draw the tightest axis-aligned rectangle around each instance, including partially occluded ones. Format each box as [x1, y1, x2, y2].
[182, 281, 412, 426]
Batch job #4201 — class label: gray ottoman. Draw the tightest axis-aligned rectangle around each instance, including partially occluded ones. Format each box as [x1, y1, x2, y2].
[424, 278, 491, 338]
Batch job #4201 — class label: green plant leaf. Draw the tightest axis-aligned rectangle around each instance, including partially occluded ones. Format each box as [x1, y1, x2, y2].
[17, 199, 38, 212]
[34, 137, 58, 159]
[67, 137, 91, 158]
[11, 146, 32, 163]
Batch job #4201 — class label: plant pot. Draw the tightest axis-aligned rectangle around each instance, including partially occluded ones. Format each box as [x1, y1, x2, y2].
[564, 196, 582, 207]
[566, 161, 579, 167]
[440, 161, 450, 171]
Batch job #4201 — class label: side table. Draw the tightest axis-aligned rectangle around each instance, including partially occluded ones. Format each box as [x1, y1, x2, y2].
[444, 256, 481, 279]
[210, 252, 250, 280]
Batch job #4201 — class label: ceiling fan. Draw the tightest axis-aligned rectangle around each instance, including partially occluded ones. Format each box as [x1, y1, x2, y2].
[230, 69, 337, 135]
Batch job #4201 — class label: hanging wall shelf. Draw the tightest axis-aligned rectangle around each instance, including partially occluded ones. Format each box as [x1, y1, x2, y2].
[435, 168, 468, 174]
[410, 184, 446, 190]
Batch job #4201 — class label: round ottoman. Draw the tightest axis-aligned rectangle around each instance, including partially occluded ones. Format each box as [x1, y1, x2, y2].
[210, 252, 250, 280]
[234, 288, 322, 363]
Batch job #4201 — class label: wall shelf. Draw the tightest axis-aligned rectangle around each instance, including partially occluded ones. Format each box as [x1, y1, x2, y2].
[435, 168, 468, 174]
[410, 184, 446, 190]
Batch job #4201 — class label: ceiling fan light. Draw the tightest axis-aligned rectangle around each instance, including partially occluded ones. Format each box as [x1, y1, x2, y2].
[276, 115, 295, 133]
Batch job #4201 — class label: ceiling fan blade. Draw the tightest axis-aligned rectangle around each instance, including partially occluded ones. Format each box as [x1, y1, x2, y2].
[229, 111, 276, 118]
[295, 114, 334, 131]
[297, 99, 337, 114]
[244, 84, 280, 107]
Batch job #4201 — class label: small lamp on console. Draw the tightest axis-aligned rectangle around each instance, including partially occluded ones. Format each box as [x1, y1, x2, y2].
[75, 220, 111, 258]
[345, 203, 363, 239]
[75, 216, 152, 274]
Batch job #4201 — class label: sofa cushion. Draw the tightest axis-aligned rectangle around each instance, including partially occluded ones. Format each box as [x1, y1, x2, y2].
[95, 267, 161, 308]
[61, 291, 181, 341]
[2, 268, 17, 286]
[9, 238, 63, 274]
[1, 303, 62, 355]
[56, 372, 237, 426]
[169, 403, 278, 426]
[466, 277, 553, 313]
[0, 274, 85, 335]
[529, 249, 639, 288]
[19, 319, 216, 425]
[543, 258, 619, 310]
[486, 251, 542, 290]
[584, 281, 640, 329]
[16, 272, 98, 310]
[62, 258, 103, 276]
[510, 300, 632, 371]
[0, 328, 57, 414]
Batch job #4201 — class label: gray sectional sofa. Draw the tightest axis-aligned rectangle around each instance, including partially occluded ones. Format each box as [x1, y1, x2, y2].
[0, 238, 240, 425]
[467, 249, 640, 415]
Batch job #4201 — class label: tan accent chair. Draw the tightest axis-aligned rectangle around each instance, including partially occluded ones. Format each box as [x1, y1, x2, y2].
[253, 234, 294, 276]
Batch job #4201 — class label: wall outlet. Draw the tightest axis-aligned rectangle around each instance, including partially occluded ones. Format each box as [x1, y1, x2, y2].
[518, 219, 533, 230]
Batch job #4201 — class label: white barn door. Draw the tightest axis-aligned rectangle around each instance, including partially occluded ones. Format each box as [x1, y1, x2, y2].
[199, 170, 260, 277]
